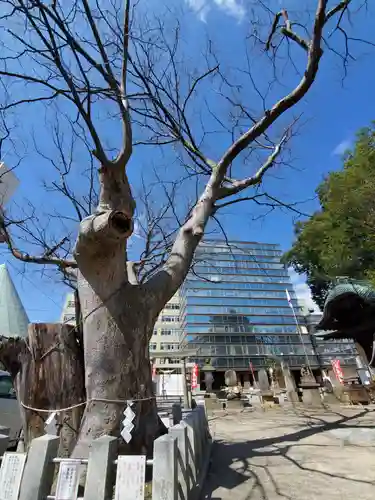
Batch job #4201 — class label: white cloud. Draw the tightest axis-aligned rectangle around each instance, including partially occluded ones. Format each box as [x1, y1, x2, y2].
[289, 268, 321, 313]
[185, 0, 245, 22]
[332, 139, 351, 156]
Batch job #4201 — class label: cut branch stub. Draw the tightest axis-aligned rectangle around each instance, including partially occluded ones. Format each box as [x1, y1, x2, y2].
[77, 210, 133, 247]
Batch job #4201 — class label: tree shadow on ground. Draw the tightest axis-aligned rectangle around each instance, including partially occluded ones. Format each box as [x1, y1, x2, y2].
[202, 409, 375, 500]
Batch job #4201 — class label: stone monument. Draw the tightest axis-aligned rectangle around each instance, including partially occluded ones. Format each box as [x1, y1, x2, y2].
[281, 362, 299, 403]
[201, 359, 215, 393]
[299, 365, 322, 406]
[258, 368, 270, 392]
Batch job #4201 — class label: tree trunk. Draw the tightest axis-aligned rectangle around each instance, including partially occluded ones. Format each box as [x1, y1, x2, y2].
[70, 161, 169, 457]
[72, 264, 166, 458]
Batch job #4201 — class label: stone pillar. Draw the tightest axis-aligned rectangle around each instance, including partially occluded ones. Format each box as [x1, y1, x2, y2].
[299, 367, 323, 407]
[152, 435, 178, 500]
[181, 419, 196, 487]
[84, 435, 117, 500]
[19, 434, 60, 500]
[243, 373, 251, 390]
[0, 433, 9, 456]
[169, 424, 189, 499]
[189, 410, 202, 474]
[302, 388, 323, 406]
[195, 405, 207, 458]
[282, 363, 299, 403]
[172, 403, 182, 425]
[258, 369, 270, 391]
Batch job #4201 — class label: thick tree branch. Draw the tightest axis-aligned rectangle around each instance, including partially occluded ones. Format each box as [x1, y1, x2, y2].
[212, 0, 329, 187]
[217, 133, 288, 199]
[326, 1, 350, 22]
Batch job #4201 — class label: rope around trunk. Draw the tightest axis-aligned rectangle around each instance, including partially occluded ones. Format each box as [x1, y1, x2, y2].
[20, 396, 156, 413]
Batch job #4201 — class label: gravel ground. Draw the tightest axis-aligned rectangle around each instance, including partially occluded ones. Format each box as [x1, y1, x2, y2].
[201, 406, 375, 500]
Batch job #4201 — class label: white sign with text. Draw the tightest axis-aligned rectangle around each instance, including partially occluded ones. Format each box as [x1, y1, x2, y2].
[114, 455, 146, 500]
[55, 461, 82, 500]
[0, 452, 27, 500]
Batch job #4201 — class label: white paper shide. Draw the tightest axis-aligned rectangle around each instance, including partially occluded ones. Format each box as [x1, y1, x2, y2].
[121, 403, 136, 444]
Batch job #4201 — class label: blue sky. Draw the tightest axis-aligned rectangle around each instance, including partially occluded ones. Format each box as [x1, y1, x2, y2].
[1, 0, 374, 321]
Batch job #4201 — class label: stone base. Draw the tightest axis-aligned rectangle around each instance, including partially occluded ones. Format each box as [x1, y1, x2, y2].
[226, 399, 244, 410]
[249, 394, 262, 406]
[204, 398, 222, 414]
[287, 390, 299, 404]
[302, 387, 323, 406]
[323, 392, 340, 405]
[345, 386, 370, 405]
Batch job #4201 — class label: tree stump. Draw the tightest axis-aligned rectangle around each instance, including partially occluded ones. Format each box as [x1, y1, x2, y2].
[1, 323, 85, 456]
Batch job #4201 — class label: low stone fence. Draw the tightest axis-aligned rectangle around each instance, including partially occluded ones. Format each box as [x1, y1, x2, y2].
[0, 400, 212, 500]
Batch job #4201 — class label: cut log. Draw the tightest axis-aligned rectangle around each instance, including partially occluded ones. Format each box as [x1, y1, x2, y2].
[14, 323, 85, 455]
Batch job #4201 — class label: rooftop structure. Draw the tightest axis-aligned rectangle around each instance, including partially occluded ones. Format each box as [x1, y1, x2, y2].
[0, 263, 29, 337]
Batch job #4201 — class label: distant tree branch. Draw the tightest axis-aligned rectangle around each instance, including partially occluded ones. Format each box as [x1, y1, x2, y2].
[0, 215, 76, 269]
[214, 193, 311, 218]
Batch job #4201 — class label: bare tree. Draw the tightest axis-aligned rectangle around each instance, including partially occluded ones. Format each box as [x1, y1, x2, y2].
[0, 0, 369, 456]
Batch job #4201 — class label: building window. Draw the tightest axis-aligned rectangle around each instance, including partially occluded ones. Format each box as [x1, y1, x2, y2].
[161, 329, 172, 336]
[63, 314, 75, 322]
[161, 316, 179, 323]
[164, 303, 180, 310]
[160, 343, 179, 351]
[149, 343, 157, 351]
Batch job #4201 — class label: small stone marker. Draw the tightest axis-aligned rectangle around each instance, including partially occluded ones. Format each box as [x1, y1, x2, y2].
[0, 452, 27, 500]
[161, 417, 170, 428]
[114, 455, 146, 500]
[55, 461, 82, 500]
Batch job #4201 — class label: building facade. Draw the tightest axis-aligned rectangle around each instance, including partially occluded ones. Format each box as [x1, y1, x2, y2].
[60, 293, 76, 325]
[180, 240, 321, 386]
[149, 291, 185, 371]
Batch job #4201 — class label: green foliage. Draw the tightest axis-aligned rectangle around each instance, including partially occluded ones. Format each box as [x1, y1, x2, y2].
[283, 124, 375, 309]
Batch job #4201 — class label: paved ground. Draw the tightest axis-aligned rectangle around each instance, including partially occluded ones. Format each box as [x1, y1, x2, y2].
[202, 406, 375, 500]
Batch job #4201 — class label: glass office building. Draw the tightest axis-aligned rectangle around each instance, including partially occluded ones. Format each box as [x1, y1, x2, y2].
[181, 240, 320, 385]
